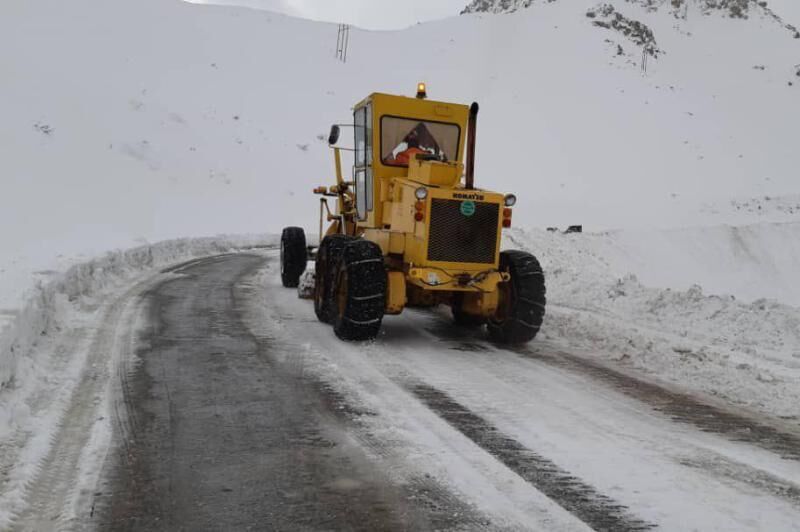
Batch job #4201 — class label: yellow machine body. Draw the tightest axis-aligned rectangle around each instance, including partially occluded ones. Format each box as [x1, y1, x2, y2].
[315, 90, 513, 319]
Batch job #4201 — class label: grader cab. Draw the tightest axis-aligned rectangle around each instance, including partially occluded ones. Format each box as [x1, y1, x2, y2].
[280, 85, 546, 343]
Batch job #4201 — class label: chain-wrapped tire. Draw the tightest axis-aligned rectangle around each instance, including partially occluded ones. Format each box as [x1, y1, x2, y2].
[313, 234, 354, 323]
[488, 250, 546, 344]
[332, 240, 386, 341]
[280, 227, 307, 288]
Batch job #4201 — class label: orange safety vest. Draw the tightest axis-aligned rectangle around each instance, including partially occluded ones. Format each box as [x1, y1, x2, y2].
[393, 147, 425, 165]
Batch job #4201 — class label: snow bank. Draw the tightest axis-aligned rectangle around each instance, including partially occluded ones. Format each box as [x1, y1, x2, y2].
[576, 221, 800, 307]
[509, 226, 800, 418]
[297, 268, 315, 299]
[0, 235, 274, 527]
[0, 235, 274, 390]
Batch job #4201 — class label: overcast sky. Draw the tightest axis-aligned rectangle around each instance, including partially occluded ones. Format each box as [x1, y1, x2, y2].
[189, 0, 469, 29]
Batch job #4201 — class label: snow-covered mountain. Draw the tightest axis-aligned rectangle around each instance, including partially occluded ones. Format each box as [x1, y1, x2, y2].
[463, 0, 800, 46]
[462, 0, 535, 14]
[2, 0, 798, 307]
[2, 0, 800, 357]
[464, 0, 796, 25]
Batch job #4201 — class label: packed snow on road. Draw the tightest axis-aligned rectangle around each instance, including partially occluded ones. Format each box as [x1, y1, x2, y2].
[1, 0, 799, 529]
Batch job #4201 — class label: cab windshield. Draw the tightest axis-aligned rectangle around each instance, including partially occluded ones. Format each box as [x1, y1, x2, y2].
[381, 116, 460, 167]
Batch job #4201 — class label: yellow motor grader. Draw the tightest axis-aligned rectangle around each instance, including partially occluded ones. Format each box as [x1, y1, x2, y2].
[280, 84, 545, 342]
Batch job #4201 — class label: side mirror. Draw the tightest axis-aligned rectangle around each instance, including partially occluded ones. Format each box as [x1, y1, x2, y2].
[328, 125, 340, 146]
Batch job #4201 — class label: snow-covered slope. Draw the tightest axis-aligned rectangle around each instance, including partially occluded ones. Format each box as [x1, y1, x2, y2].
[507, 226, 800, 418]
[2, 0, 799, 309]
[769, 0, 800, 27]
[2, 0, 799, 379]
[581, 222, 800, 306]
[464, 0, 799, 31]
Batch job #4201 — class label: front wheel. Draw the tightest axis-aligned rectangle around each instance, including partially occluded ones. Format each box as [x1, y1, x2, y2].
[488, 250, 546, 344]
[280, 227, 307, 288]
[314, 234, 353, 323]
[332, 240, 386, 341]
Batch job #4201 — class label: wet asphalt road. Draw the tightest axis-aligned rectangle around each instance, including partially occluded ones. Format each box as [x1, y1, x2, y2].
[95, 254, 443, 531]
[88, 252, 800, 531]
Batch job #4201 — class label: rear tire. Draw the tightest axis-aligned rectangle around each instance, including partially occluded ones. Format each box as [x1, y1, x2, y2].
[332, 240, 386, 341]
[280, 227, 307, 288]
[314, 234, 353, 323]
[488, 250, 546, 344]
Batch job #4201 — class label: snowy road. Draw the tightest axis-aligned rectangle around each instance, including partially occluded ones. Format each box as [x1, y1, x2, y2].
[13, 252, 800, 531]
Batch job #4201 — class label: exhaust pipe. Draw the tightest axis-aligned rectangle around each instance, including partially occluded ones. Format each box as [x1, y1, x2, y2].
[465, 102, 479, 190]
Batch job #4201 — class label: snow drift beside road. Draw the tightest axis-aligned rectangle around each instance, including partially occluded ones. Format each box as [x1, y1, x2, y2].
[573, 221, 800, 307]
[0, 235, 274, 389]
[509, 226, 800, 420]
[0, 235, 274, 527]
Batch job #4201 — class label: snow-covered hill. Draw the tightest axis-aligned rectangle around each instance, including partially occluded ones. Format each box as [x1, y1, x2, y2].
[464, 0, 798, 30]
[2, 0, 799, 305]
[1, 0, 799, 383]
[2, 0, 799, 376]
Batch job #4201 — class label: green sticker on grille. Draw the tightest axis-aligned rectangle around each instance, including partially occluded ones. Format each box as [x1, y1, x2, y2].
[460, 200, 476, 217]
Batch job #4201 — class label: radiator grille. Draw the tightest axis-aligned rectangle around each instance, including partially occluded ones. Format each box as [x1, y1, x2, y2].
[427, 199, 499, 264]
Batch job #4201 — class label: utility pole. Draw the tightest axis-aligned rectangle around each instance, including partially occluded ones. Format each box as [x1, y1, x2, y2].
[336, 24, 350, 63]
[642, 47, 648, 74]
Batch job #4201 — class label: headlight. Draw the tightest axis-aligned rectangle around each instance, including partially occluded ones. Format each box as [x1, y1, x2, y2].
[504, 194, 517, 207]
[415, 187, 428, 200]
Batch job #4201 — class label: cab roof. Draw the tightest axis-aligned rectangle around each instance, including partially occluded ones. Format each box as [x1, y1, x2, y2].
[355, 92, 470, 123]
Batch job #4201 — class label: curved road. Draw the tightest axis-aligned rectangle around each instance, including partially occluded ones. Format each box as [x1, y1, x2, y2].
[94, 254, 470, 531]
[14, 252, 800, 531]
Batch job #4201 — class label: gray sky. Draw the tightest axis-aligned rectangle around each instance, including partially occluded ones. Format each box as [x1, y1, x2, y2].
[286, 0, 468, 29]
[189, 0, 469, 29]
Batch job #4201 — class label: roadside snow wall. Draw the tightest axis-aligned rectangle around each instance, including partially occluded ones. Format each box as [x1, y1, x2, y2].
[508, 224, 800, 418]
[0, 235, 275, 391]
[576, 222, 800, 307]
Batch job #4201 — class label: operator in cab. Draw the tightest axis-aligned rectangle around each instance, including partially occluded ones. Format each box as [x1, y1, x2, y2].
[384, 130, 426, 165]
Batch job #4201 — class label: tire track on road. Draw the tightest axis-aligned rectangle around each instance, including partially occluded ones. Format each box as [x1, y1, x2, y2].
[256, 252, 800, 529]
[424, 313, 800, 462]
[409, 383, 655, 532]
[11, 276, 158, 531]
[236, 271, 497, 531]
[516, 345, 800, 462]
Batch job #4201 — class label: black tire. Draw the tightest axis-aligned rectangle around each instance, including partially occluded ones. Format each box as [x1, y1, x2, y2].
[280, 227, 307, 288]
[332, 240, 386, 341]
[488, 250, 546, 344]
[451, 293, 486, 327]
[314, 234, 354, 323]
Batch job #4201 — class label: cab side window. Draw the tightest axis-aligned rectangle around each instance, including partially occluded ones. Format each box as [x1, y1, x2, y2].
[354, 104, 373, 220]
